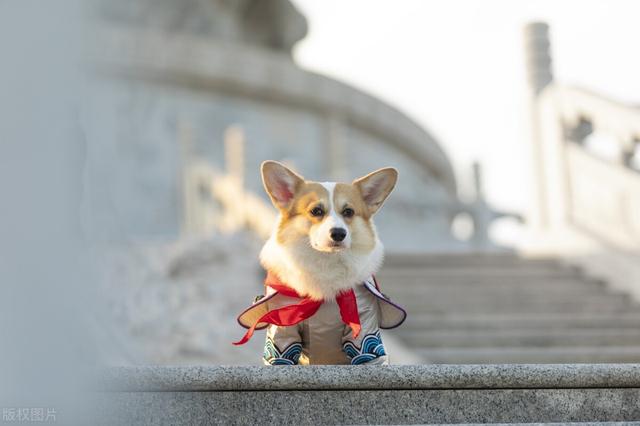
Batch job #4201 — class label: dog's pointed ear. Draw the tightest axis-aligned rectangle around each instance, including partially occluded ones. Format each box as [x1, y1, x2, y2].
[261, 161, 305, 210]
[353, 167, 398, 215]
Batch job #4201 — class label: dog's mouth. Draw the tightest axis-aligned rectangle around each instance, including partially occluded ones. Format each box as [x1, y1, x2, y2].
[311, 240, 347, 252]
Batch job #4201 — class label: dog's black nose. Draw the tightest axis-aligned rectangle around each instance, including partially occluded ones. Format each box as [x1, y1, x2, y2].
[330, 227, 347, 242]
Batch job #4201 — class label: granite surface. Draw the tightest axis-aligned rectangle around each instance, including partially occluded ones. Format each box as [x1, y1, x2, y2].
[100, 364, 640, 392]
[92, 365, 640, 424]
[457, 424, 640, 426]
[96, 388, 640, 425]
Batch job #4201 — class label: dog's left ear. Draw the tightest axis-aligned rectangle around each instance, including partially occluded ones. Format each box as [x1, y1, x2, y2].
[353, 167, 398, 215]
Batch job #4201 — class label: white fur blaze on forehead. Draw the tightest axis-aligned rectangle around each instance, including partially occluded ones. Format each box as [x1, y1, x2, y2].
[261, 161, 304, 209]
[320, 182, 345, 225]
[353, 167, 398, 215]
[320, 182, 336, 206]
[314, 181, 350, 250]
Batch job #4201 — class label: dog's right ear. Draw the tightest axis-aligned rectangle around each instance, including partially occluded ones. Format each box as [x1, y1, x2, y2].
[261, 161, 304, 210]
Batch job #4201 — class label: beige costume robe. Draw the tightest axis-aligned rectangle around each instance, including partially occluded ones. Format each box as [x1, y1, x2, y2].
[237, 276, 406, 365]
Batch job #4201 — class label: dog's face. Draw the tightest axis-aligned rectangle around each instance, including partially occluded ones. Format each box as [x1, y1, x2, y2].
[261, 161, 397, 254]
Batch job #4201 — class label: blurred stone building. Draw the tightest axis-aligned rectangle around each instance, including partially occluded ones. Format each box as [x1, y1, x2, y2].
[89, 0, 497, 253]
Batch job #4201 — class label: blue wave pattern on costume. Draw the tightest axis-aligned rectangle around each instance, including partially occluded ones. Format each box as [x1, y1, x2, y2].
[263, 336, 302, 365]
[342, 330, 387, 365]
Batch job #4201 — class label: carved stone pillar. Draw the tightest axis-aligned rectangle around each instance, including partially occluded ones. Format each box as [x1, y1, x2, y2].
[524, 22, 555, 231]
[524, 22, 554, 95]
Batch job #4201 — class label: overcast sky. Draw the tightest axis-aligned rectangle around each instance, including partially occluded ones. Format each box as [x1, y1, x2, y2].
[290, 0, 640, 231]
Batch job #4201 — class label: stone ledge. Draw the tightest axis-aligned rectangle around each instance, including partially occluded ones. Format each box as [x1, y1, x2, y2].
[103, 389, 640, 424]
[96, 365, 640, 424]
[101, 364, 640, 392]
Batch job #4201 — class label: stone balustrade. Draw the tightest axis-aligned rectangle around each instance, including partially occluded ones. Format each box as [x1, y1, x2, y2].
[534, 86, 640, 251]
[554, 87, 640, 158]
[525, 23, 640, 253]
[96, 364, 640, 424]
[181, 126, 509, 247]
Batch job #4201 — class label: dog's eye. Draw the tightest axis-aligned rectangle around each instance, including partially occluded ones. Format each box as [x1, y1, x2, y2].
[310, 207, 324, 217]
[342, 208, 355, 218]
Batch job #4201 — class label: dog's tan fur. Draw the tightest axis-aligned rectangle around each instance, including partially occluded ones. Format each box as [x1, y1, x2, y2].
[259, 161, 397, 301]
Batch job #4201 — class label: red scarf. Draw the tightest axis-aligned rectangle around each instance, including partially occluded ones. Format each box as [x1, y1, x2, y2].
[233, 272, 361, 345]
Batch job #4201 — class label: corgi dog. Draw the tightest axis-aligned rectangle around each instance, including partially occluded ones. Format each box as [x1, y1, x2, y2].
[260, 161, 397, 301]
[235, 161, 406, 365]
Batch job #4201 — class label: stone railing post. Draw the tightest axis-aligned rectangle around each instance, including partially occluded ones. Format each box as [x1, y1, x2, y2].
[178, 119, 195, 236]
[524, 23, 553, 96]
[224, 125, 245, 190]
[469, 162, 491, 248]
[467, 162, 523, 250]
[326, 114, 349, 181]
[524, 22, 559, 232]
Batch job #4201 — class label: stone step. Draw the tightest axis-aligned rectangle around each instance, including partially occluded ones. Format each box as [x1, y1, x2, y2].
[379, 267, 580, 279]
[417, 346, 640, 363]
[402, 312, 640, 331]
[391, 289, 618, 303]
[396, 299, 633, 313]
[98, 365, 640, 424]
[397, 300, 636, 314]
[389, 279, 609, 292]
[398, 328, 640, 348]
[379, 276, 598, 288]
[384, 281, 605, 294]
[457, 423, 638, 426]
[393, 293, 628, 307]
[383, 253, 560, 268]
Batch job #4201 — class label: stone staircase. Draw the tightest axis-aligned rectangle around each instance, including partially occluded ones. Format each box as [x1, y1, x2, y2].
[379, 253, 640, 364]
[94, 253, 640, 425]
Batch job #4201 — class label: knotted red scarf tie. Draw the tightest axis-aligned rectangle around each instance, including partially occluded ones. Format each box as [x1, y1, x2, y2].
[233, 272, 361, 345]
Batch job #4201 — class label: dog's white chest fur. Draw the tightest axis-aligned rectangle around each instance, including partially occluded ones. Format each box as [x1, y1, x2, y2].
[260, 236, 384, 301]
